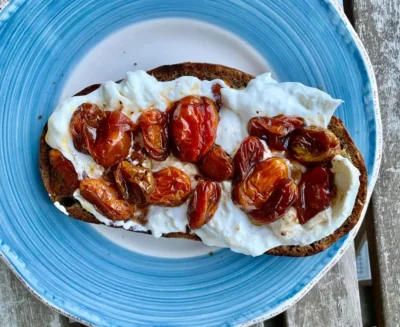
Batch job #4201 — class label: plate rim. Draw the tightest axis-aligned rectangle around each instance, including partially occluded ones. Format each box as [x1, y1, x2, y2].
[0, 0, 382, 326]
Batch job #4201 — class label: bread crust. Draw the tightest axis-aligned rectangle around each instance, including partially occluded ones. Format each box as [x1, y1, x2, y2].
[40, 62, 367, 256]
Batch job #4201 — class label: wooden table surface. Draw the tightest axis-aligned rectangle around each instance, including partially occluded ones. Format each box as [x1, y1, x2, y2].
[0, 0, 397, 326]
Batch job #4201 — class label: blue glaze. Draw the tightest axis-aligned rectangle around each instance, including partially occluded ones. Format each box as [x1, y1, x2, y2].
[0, 1, 377, 326]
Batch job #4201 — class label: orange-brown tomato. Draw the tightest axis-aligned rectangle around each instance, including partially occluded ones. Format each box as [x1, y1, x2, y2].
[232, 157, 288, 209]
[149, 167, 192, 207]
[92, 111, 137, 167]
[139, 109, 169, 161]
[248, 115, 306, 151]
[297, 165, 332, 224]
[49, 149, 79, 197]
[70, 103, 104, 154]
[80, 178, 133, 221]
[188, 179, 221, 229]
[289, 126, 341, 163]
[198, 145, 234, 181]
[70, 103, 137, 167]
[169, 95, 219, 163]
[248, 178, 298, 225]
[233, 136, 264, 182]
[211, 83, 229, 109]
[113, 161, 155, 204]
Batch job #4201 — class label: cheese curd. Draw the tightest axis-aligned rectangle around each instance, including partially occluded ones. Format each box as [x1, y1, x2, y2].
[46, 70, 360, 256]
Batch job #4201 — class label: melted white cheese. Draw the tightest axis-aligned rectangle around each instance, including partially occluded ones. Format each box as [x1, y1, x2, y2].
[46, 70, 360, 256]
[54, 201, 69, 216]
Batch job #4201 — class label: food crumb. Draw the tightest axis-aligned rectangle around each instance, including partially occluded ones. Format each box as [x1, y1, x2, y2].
[38, 115, 43, 120]
[235, 226, 240, 231]
[281, 232, 287, 236]
[208, 251, 214, 256]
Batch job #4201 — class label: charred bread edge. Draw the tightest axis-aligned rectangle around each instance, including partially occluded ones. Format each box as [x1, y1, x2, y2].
[39, 62, 367, 257]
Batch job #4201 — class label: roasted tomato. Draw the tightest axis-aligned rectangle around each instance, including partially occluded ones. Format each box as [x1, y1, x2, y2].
[149, 167, 191, 206]
[248, 178, 298, 225]
[233, 136, 264, 182]
[248, 115, 306, 151]
[114, 160, 154, 202]
[233, 157, 288, 209]
[188, 179, 221, 229]
[92, 111, 137, 167]
[139, 109, 169, 161]
[49, 149, 79, 197]
[297, 165, 332, 224]
[70, 104, 137, 167]
[198, 145, 234, 181]
[114, 161, 155, 204]
[289, 126, 341, 163]
[169, 95, 219, 163]
[80, 178, 133, 221]
[70, 103, 104, 154]
[212, 82, 230, 109]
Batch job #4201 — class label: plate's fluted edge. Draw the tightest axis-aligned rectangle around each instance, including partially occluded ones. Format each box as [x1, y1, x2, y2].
[239, 0, 382, 325]
[0, 0, 383, 326]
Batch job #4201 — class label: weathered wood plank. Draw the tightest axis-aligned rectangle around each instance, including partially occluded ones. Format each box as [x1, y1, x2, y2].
[0, 260, 70, 327]
[353, 0, 400, 326]
[284, 244, 362, 327]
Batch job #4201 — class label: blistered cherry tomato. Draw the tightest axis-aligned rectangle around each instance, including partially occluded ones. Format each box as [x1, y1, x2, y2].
[198, 145, 234, 181]
[92, 111, 137, 167]
[139, 109, 169, 161]
[80, 178, 133, 221]
[169, 95, 219, 163]
[149, 167, 192, 206]
[70, 103, 104, 154]
[297, 165, 332, 224]
[248, 178, 298, 225]
[233, 136, 264, 182]
[248, 115, 306, 151]
[232, 157, 288, 209]
[289, 126, 341, 163]
[49, 149, 79, 197]
[113, 161, 155, 204]
[188, 179, 221, 229]
[70, 104, 137, 167]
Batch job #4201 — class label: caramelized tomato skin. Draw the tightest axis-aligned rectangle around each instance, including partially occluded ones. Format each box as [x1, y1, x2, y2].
[149, 167, 192, 207]
[289, 126, 341, 163]
[248, 178, 298, 225]
[233, 136, 264, 183]
[232, 157, 289, 210]
[139, 109, 169, 161]
[80, 178, 134, 221]
[113, 161, 155, 204]
[198, 145, 234, 181]
[297, 165, 332, 224]
[248, 115, 306, 151]
[70, 103, 105, 154]
[188, 179, 221, 229]
[70, 103, 137, 167]
[169, 96, 219, 163]
[49, 149, 79, 197]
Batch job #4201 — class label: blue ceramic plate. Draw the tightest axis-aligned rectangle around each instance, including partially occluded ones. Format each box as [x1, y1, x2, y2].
[0, 1, 381, 326]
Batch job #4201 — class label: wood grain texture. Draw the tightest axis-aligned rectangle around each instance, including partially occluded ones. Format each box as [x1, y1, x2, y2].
[0, 260, 70, 327]
[353, 0, 400, 326]
[284, 245, 362, 327]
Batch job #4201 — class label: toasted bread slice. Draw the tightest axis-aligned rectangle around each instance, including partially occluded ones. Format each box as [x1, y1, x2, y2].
[39, 63, 367, 256]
